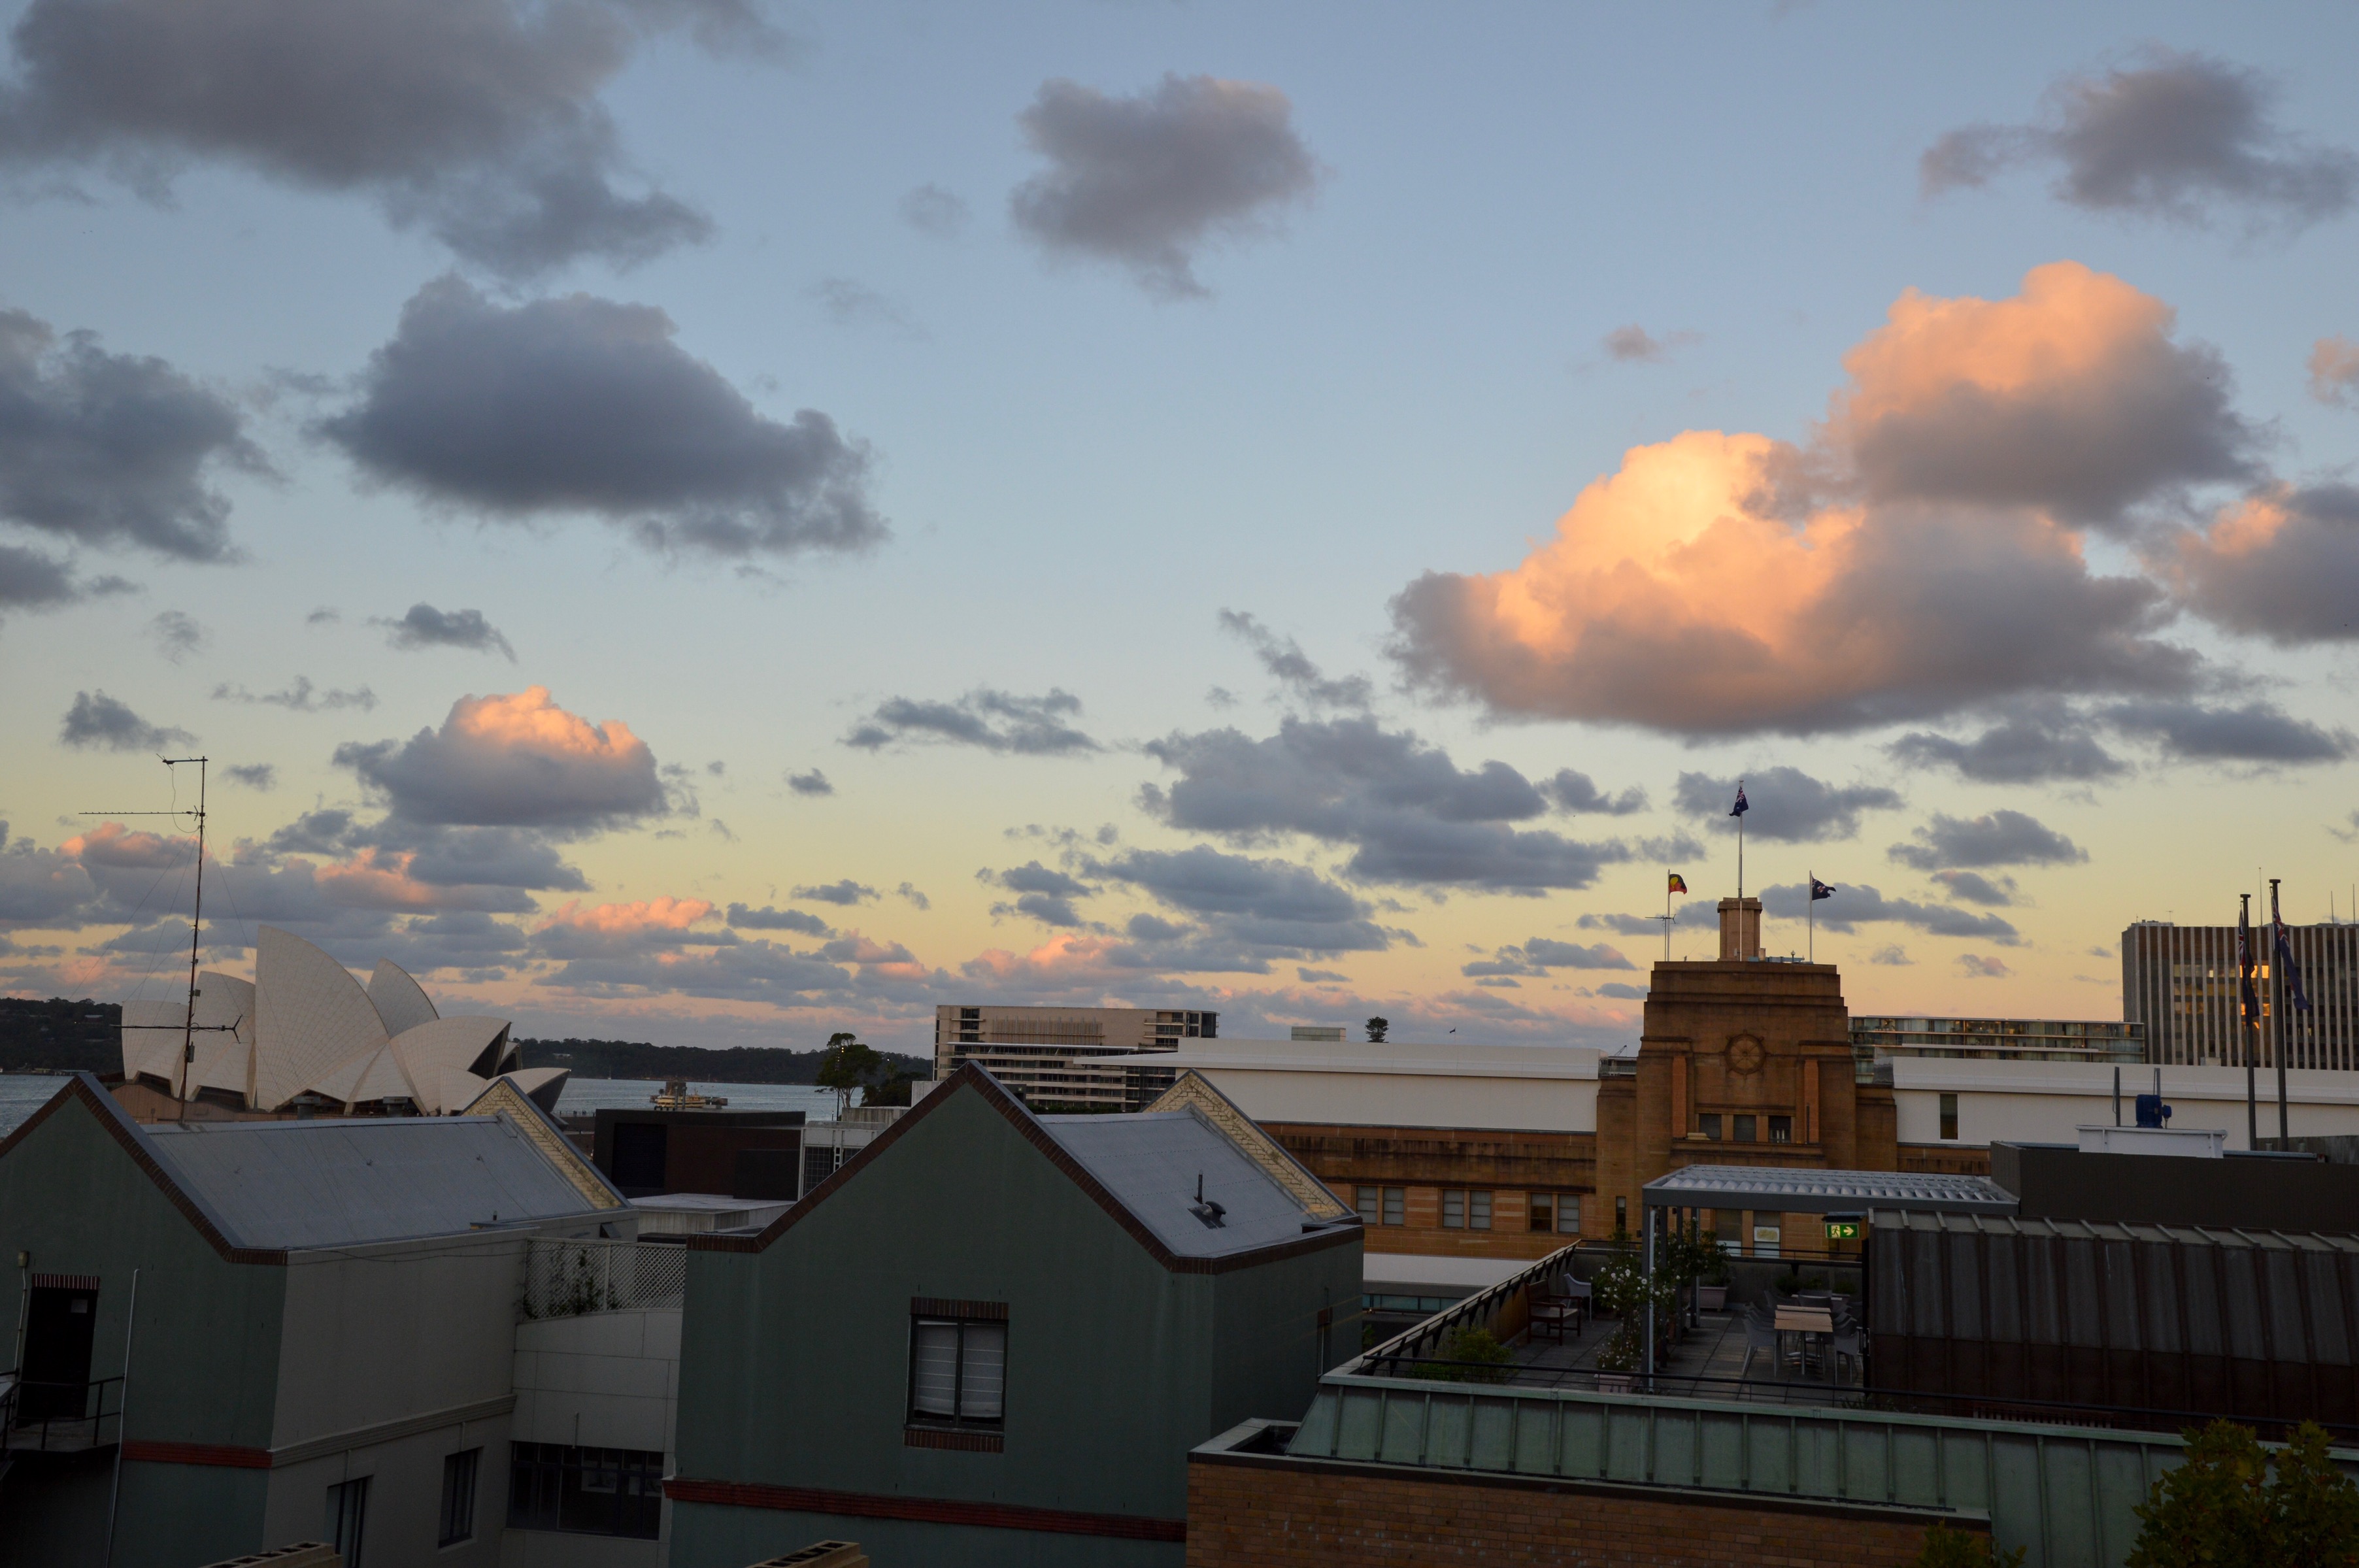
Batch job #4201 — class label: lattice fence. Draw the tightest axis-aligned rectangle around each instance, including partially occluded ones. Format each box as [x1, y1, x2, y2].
[520, 1237, 686, 1320]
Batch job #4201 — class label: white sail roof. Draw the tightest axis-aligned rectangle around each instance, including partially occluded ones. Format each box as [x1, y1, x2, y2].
[252, 926, 390, 1110]
[366, 959, 440, 1037]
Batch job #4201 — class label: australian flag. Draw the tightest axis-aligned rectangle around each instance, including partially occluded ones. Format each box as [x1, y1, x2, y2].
[2237, 903, 2260, 1024]
[1810, 877, 1836, 901]
[1730, 783, 1749, 818]
[2273, 899, 2314, 1015]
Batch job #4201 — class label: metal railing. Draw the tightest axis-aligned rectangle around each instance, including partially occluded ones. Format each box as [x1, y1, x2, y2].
[519, 1238, 686, 1322]
[1, 1373, 124, 1453]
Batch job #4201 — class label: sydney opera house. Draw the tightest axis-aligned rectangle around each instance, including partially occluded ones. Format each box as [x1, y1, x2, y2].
[119, 925, 566, 1118]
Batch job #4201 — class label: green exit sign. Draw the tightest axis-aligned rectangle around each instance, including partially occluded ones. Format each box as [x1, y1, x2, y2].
[1825, 1221, 1862, 1241]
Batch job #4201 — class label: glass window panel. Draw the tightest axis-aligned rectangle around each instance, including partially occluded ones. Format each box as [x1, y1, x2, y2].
[1382, 1188, 1405, 1226]
[1700, 1113, 1722, 1140]
[1558, 1195, 1582, 1234]
[1469, 1192, 1492, 1230]
[1355, 1186, 1380, 1226]
[1441, 1190, 1464, 1228]
[1768, 1116, 1791, 1143]
[911, 1321, 960, 1417]
[1528, 1194, 1553, 1233]
[1733, 1114, 1756, 1143]
[960, 1322, 1007, 1420]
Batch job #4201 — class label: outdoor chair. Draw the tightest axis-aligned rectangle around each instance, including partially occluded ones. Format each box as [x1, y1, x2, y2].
[1830, 1324, 1864, 1382]
[1738, 1312, 1780, 1380]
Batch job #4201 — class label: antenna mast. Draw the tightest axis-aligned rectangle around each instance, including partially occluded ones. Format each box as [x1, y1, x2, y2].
[167, 756, 209, 1110]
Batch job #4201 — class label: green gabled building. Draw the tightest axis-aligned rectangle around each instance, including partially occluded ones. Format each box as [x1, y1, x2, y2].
[669, 1065, 1362, 1567]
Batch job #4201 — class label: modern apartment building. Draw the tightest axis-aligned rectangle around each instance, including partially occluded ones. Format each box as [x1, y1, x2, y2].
[2123, 920, 2359, 1069]
[931, 1006, 1216, 1110]
[1850, 1015, 2143, 1066]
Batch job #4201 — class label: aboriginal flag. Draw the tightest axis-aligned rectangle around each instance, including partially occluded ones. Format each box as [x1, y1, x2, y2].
[1668, 874, 1688, 894]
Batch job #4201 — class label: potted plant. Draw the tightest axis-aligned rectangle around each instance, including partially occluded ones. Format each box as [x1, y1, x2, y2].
[1592, 1329, 1641, 1393]
[1696, 1232, 1733, 1312]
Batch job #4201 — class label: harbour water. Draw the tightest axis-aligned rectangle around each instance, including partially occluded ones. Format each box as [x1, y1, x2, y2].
[0, 1074, 843, 1138]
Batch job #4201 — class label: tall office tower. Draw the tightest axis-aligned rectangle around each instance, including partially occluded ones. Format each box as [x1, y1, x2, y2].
[2122, 920, 2359, 1069]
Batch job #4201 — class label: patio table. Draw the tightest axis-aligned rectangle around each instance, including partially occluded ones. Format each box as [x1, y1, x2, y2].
[1773, 1305, 1835, 1376]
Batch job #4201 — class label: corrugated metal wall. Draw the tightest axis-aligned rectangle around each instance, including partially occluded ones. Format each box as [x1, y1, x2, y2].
[1870, 1210, 2359, 1427]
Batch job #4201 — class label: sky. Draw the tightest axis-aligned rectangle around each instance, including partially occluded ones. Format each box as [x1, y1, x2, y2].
[3, 1, 2358, 1058]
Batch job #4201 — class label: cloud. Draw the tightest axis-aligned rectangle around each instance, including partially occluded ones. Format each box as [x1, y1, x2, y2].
[1957, 953, 2014, 979]
[2311, 338, 2359, 408]
[1088, 844, 1390, 958]
[59, 689, 192, 750]
[1393, 276, 2226, 735]
[1218, 610, 1371, 709]
[1578, 905, 1716, 939]
[1601, 325, 1698, 363]
[1463, 937, 1633, 978]
[334, 684, 665, 829]
[1869, 944, 1913, 965]
[1760, 879, 2019, 943]
[1593, 982, 1646, 1001]
[2096, 697, 2351, 764]
[147, 610, 205, 661]
[845, 688, 1097, 756]
[258, 814, 590, 893]
[1543, 770, 1647, 816]
[0, 542, 81, 614]
[0, 823, 98, 929]
[1888, 809, 2086, 870]
[1674, 767, 1901, 843]
[224, 762, 276, 790]
[895, 882, 930, 911]
[1141, 714, 1639, 892]
[306, 607, 339, 625]
[0, 0, 762, 275]
[1921, 51, 2358, 232]
[900, 183, 969, 237]
[793, 878, 876, 907]
[1009, 73, 1321, 299]
[2159, 484, 2359, 645]
[321, 276, 886, 560]
[809, 276, 922, 339]
[1931, 870, 2016, 907]
[374, 602, 516, 659]
[211, 676, 377, 712]
[785, 768, 833, 796]
[980, 860, 1097, 928]
[1297, 967, 1345, 983]
[0, 305, 264, 560]
[1888, 702, 2128, 784]
[726, 902, 833, 937]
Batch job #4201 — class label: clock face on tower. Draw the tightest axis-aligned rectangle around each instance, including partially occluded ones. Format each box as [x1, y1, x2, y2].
[1727, 1037, 1764, 1075]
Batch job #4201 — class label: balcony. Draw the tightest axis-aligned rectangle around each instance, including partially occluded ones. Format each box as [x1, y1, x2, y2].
[2, 1372, 123, 1454]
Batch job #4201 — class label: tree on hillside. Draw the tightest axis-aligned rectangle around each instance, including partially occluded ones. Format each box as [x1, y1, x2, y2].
[1365, 1016, 1389, 1043]
[814, 1031, 884, 1117]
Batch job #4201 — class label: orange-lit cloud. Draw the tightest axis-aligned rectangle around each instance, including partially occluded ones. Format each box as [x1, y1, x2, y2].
[539, 897, 716, 936]
[1391, 263, 2224, 735]
[336, 685, 665, 830]
[2158, 484, 2359, 644]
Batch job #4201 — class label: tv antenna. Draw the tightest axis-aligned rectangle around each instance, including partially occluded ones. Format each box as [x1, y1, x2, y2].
[82, 756, 239, 1120]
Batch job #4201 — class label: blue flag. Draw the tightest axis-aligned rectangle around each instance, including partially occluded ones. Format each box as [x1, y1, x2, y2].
[1810, 877, 1835, 901]
[1730, 783, 1748, 818]
[2237, 902, 2260, 1024]
[2272, 894, 2313, 1014]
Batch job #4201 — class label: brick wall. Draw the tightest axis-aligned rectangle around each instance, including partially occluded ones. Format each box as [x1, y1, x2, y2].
[1187, 1452, 1962, 1567]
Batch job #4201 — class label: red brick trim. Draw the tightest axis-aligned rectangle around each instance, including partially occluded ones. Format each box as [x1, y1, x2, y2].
[664, 1478, 1186, 1541]
[911, 1297, 1007, 1320]
[694, 1063, 1361, 1277]
[0, 1074, 286, 1267]
[903, 1426, 1003, 1452]
[123, 1439, 273, 1469]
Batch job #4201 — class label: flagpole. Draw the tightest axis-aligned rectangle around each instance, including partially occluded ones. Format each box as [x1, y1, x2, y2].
[1664, 880, 1673, 964]
[2271, 878, 2289, 1144]
[2240, 893, 2257, 1150]
[1807, 871, 1814, 964]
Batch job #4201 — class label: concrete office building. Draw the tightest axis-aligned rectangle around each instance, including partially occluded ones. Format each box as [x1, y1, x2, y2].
[1850, 1015, 2142, 1065]
[2124, 919, 2359, 1069]
[667, 1064, 1359, 1568]
[931, 1005, 1216, 1110]
[0, 1073, 631, 1568]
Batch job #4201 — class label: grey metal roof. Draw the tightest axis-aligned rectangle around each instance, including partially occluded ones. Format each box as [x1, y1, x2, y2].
[144, 1114, 621, 1250]
[1643, 1163, 2018, 1214]
[1038, 1107, 1338, 1259]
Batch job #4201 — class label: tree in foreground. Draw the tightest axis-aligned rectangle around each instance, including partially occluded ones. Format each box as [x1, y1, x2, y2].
[814, 1031, 884, 1117]
[2125, 1418, 2359, 1568]
[1911, 1522, 2023, 1567]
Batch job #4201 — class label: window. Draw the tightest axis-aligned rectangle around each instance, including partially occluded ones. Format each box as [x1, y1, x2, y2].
[439, 1448, 479, 1547]
[507, 1444, 663, 1538]
[1939, 1093, 1960, 1141]
[1614, 1195, 1628, 1236]
[1752, 1226, 1781, 1259]
[1528, 1193, 1552, 1232]
[1441, 1190, 1464, 1228]
[1355, 1186, 1381, 1226]
[1768, 1115, 1792, 1143]
[1699, 1113, 1722, 1141]
[1733, 1114, 1757, 1143]
[909, 1311, 1007, 1429]
[326, 1477, 369, 1568]
[1556, 1195, 1581, 1235]
[1382, 1187, 1405, 1226]
[1468, 1191, 1492, 1231]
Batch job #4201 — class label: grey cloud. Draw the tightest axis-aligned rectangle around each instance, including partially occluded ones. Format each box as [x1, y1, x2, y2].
[793, 878, 876, 907]
[1578, 905, 1716, 939]
[0, 306, 263, 560]
[1463, 937, 1633, 978]
[2162, 484, 2359, 645]
[306, 607, 339, 625]
[1922, 51, 2357, 231]
[1870, 944, 1913, 965]
[785, 768, 833, 796]
[1674, 767, 1901, 843]
[1760, 879, 2020, 943]
[256, 811, 590, 893]
[1601, 325, 1696, 363]
[726, 903, 833, 937]
[1010, 73, 1320, 299]
[980, 860, 1096, 929]
[1297, 967, 1345, 983]
[1594, 982, 1646, 1001]
[333, 690, 665, 830]
[2098, 698, 2351, 764]
[1958, 954, 2013, 979]
[1219, 609, 1371, 709]
[322, 277, 886, 560]
[0, 0, 739, 275]
[1888, 809, 2086, 871]
[1142, 715, 1635, 892]
[895, 882, 930, 910]
[1089, 845, 1390, 957]
[59, 689, 192, 750]
[375, 602, 516, 659]
[845, 688, 1096, 756]
[0, 542, 77, 612]
[224, 763, 276, 790]
[1888, 703, 2130, 784]
[0, 824, 97, 928]
[2311, 338, 2359, 408]
[1932, 871, 2016, 907]
[148, 610, 205, 661]
[809, 277, 923, 339]
[1545, 769, 1647, 816]
[211, 676, 377, 712]
[899, 183, 969, 237]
